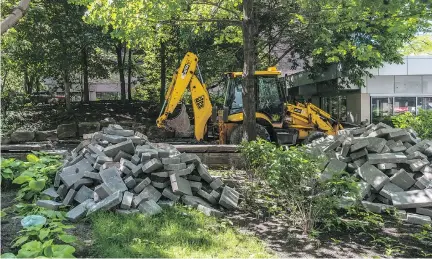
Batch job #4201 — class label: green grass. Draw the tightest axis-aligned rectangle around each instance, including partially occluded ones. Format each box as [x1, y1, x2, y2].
[90, 205, 273, 258]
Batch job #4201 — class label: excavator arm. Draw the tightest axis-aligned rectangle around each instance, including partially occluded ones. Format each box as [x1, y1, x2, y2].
[156, 52, 213, 141]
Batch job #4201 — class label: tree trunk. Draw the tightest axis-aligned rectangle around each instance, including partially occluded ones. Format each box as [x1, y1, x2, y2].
[127, 48, 132, 101]
[1, 0, 31, 35]
[116, 42, 126, 103]
[160, 41, 166, 106]
[82, 47, 89, 103]
[1, 70, 8, 92]
[63, 71, 71, 111]
[241, 0, 257, 141]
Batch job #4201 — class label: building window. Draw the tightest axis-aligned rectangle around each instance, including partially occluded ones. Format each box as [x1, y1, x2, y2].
[320, 96, 347, 121]
[417, 97, 432, 111]
[393, 97, 416, 115]
[371, 97, 393, 123]
[96, 92, 120, 100]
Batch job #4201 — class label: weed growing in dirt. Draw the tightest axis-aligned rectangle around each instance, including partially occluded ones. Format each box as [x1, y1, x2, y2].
[90, 205, 273, 258]
[240, 139, 358, 234]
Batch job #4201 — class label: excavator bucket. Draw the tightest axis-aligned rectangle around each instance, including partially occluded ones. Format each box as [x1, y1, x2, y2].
[165, 103, 191, 133]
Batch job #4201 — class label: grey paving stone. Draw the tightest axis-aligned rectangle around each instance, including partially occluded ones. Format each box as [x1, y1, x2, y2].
[210, 190, 221, 200]
[82, 171, 102, 181]
[131, 155, 140, 165]
[321, 159, 347, 180]
[140, 152, 152, 163]
[197, 189, 217, 204]
[142, 158, 163, 173]
[409, 159, 429, 172]
[101, 162, 120, 170]
[340, 138, 352, 157]
[350, 148, 368, 161]
[357, 163, 390, 190]
[102, 134, 128, 144]
[96, 155, 113, 165]
[114, 150, 133, 162]
[175, 164, 195, 176]
[120, 191, 134, 209]
[54, 172, 61, 188]
[380, 145, 391, 153]
[161, 157, 181, 165]
[138, 200, 162, 215]
[367, 153, 407, 164]
[57, 184, 68, 198]
[36, 200, 63, 210]
[392, 189, 432, 209]
[197, 163, 213, 183]
[164, 163, 187, 171]
[361, 201, 391, 213]
[415, 176, 432, 189]
[158, 200, 175, 208]
[210, 178, 224, 190]
[416, 207, 432, 217]
[74, 185, 94, 204]
[162, 187, 181, 202]
[179, 153, 201, 164]
[197, 204, 224, 218]
[42, 187, 60, 199]
[406, 213, 432, 225]
[124, 176, 137, 189]
[100, 167, 128, 193]
[353, 158, 367, 168]
[379, 182, 404, 200]
[87, 191, 123, 216]
[170, 174, 192, 196]
[323, 139, 342, 152]
[133, 185, 162, 207]
[104, 139, 135, 157]
[151, 180, 170, 189]
[94, 183, 113, 200]
[72, 178, 94, 190]
[131, 163, 143, 177]
[103, 127, 134, 137]
[377, 163, 397, 170]
[390, 169, 416, 190]
[182, 195, 212, 208]
[350, 139, 369, 153]
[152, 171, 169, 178]
[63, 189, 77, 206]
[66, 199, 92, 222]
[357, 181, 371, 200]
[133, 177, 151, 193]
[219, 186, 240, 209]
[351, 127, 367, 136]
[189, 181, 202, 193]
[187, 175, 202, 182]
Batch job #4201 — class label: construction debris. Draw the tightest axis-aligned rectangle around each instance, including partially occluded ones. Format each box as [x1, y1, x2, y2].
[310, 122, 432, 226]
[37, 124, 239, 221]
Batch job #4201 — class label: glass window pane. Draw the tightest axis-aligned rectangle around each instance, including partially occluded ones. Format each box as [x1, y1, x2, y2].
[418, 97, 432, 111]
[394, 97, 416, 115]
[371, 97, 393, 123]
[423, 76, 432, 94]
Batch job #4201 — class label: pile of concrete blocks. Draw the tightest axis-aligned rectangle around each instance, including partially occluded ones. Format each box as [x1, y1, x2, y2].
[310, 122, 432, 226]
[36, 124, 239, 222]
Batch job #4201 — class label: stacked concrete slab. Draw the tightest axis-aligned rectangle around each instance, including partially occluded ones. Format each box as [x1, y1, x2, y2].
[36, 124, 239, 222]
[309, 122, 432, 225]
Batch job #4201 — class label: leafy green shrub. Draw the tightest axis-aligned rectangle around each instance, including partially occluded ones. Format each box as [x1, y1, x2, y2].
[1, 153, 62, 201]
[240, 139, 358, 234]
[392, 109, 432, 139]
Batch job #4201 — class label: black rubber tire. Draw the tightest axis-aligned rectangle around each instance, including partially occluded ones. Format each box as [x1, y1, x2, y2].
[229, 124, 271, 144]
[302, 131, 327, 144]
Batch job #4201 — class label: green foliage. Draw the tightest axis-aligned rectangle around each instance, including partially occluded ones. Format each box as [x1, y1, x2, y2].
[2, 206, 76, 258]
[392, 109, 432, 139]
[0, 153, 62, 200]
[400, 34, 432, 55]
[240, 139, 358, 234]
[89, 206, 272, 258]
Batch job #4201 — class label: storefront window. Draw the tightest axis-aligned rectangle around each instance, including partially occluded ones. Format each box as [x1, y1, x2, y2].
[371, 97, 393, 123]
[393, 97, 416, 115]
[417, 97, 432, 111]
[320, 96, 347, 121]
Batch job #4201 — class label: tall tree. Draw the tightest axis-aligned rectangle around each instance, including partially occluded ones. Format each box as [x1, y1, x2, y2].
[127, 48, 133, 101]
[159, 41, 166, 106]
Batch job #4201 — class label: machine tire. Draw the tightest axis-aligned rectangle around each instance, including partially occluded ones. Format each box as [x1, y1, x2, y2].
[303, 131, 327, 144]
[229, 124, 270, 144]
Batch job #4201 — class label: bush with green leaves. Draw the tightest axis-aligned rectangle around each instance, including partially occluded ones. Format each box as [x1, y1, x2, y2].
[240, 139, 358, 234]
[1, 153, 62, 200]
[392, 109, 432, 139]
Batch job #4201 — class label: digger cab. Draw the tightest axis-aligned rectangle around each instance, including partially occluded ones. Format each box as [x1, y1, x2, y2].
[218, 67, 291, 144]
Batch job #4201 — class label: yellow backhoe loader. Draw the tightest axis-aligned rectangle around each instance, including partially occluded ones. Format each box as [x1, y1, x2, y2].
[156, 52, 343, 144]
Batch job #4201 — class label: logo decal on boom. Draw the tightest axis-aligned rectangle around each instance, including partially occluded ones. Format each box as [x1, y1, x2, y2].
[181, 62, 191, 79]
[294, 108, 302, 113]
[195, 95, 205, 109]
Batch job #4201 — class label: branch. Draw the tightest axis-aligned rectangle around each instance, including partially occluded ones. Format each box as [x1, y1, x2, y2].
[1, 0, 31, 35]
[159, 18, 241, 25]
